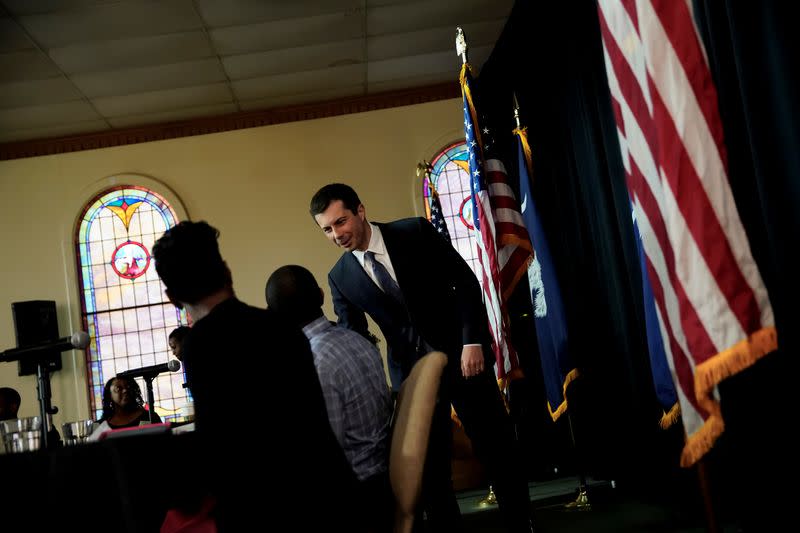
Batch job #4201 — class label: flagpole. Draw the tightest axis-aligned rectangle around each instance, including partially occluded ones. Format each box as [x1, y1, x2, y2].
[458, 25, 498, 509]
[513, 94, 590, 511]
[697, 458, 721, 533]
[563, 412, 591, 511]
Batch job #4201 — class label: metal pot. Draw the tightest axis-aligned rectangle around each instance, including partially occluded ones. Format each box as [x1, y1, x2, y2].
[0, 416, 41, 436]
[62, 420, 96, 446]
[3, 430, 41, 453]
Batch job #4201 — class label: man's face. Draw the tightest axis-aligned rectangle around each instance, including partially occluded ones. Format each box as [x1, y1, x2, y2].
[314, 199, 369, 252]
[169, 338, 183, 361]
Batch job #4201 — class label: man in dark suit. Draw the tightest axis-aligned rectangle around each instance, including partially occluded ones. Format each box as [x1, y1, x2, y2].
[152, 220, 360, 532]
[310, 183, 535, 533]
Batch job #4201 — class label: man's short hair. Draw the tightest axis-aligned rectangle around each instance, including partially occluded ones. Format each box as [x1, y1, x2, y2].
[169, 325, 191, 343]
[152, 221, 228, 305]
[266, 265, 323, 325]
[309, 183, 362, 218]
[0, 387, 20, 406]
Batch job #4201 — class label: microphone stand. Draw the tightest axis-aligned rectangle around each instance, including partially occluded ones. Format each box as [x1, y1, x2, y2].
[35, 361, 58, 449]
[141, 373, 157, 424]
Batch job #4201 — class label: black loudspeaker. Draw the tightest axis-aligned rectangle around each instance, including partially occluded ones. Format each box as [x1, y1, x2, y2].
[12, 300, 62, 376]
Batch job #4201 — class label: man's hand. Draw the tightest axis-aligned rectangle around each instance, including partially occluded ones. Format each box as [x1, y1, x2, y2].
[461, 345, 484, 378]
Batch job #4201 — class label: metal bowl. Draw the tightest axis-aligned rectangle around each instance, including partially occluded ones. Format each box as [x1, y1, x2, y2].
[62, 420, 95, 445]
[3, 430, 41, 454]
[0, 416, 41, 436]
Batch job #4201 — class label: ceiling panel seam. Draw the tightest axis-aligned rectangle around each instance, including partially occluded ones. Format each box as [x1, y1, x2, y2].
[4, 7, 111, 128]
[191, 0, 239, 112]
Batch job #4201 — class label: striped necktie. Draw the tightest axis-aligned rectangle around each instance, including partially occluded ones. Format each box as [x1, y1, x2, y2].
[365, 251, 404, 303]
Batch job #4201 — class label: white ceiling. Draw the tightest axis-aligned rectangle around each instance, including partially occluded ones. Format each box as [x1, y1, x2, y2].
[0, 0, 512, 144]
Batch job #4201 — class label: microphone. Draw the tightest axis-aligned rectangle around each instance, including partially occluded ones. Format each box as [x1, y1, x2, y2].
[1, 331, 90, 363]
[118, 359, 181, 379]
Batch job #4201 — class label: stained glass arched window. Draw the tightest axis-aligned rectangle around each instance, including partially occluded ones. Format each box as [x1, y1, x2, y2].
[422, 141, 479, 274]
[75, 185, 189, 421]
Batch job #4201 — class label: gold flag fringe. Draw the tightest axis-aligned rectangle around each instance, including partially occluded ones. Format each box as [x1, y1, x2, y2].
[512, 127, 533, 177]
[547, 368, 580, 422]
[681, 326, 777, 467]
[680, 414, 725, 468]
[694, 326, 777, 415]
[659, 402, 681, 430]
[459, 63, 482, 150]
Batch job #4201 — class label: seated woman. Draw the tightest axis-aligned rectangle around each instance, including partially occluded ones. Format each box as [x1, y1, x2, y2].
[88, 376, 162, 441]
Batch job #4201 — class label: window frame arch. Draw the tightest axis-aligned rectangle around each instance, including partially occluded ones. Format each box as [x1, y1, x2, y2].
[421, 141, 480, 276]
[72, 175, 189, 421]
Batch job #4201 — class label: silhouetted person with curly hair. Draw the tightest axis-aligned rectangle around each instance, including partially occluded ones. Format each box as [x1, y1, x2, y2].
[152, 220, 359, 532]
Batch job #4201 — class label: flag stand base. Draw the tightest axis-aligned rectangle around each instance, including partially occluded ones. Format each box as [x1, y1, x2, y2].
[564, 487, 591, 511]
[478, 486, 498, 507]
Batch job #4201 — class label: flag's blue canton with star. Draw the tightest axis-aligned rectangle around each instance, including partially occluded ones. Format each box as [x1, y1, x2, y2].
[462, 94, 484, 231]
[428, 184, 451, 243]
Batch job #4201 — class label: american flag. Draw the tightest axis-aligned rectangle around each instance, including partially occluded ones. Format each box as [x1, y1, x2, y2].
[597, 0, 777, 466]
[460, 63, 532, 380]
[427, 178, 452, 243]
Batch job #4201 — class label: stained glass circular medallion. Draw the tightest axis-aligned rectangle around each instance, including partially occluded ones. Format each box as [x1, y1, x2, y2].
[459, 196, 475, 230]
[111, 241, 150, 280]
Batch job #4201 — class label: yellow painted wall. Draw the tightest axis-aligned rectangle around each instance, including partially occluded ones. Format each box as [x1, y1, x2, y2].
[0, 98, 464, 429]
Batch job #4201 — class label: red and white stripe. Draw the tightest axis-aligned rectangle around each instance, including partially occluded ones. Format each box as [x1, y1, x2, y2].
[474, 158, 531, 378]
[597, 0, 775, 465]
[486, 159, 535, 301]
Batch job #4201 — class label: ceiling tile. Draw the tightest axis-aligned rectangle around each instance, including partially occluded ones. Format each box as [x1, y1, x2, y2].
[0, 77, 83, 108]
[367, 0, 513, 35]
[71, 58, 227, 98]
[0, 119, 110, 143]
[50, 31, 215, 75]
[231, 63, 365, 101]
[224, 38, 364, 80]
[239, 83, 365, 111]
[367, 19, 505, 61]
[0, 17, 35, 52]
[0, 100, 102, 130]
[0, 1, 510, 145]
[0, 49, 62, 81]
[1, 1, 117, 16]
[108, 103, 239, 128]
[92, 83, 233, 117]
[211, 11, 363, 56]
[196, 0, 361, 27]
[17, 0, 204, 49]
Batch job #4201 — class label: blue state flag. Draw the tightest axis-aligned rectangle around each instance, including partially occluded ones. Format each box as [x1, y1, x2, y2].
[515, 131, 575, 420]
[630, 206, 680, 428]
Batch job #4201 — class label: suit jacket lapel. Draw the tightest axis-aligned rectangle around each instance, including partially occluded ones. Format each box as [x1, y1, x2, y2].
[341, 251, 391, 307]
[378, 221, 412, 297]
